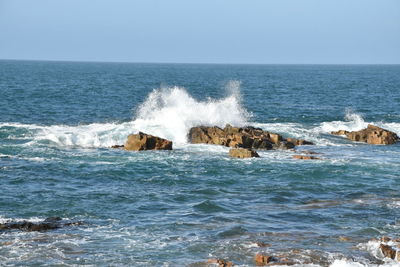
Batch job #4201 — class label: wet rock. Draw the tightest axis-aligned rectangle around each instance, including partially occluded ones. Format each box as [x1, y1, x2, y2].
[207, 258, 234, 267]
[381, 236, 391, 243]
[380, 244, 397, 260]
[286, 138, 314, 146]
[255, 253, 278, 266]
[273, 141, 295, 150]
[331, 130, 349, 136]
[0, 217, 83, 232]
[255, 241, 272, 247]
[298, 150, 320, 155]
[331, 124, 399, 145]
[124, 132, 172, 151]
[338, 236, 352, 242]
[111, 145, 124, 149]
[293, 155, 320, 160]
[229, 148, 260, 158]
[188, 124, 313, 150]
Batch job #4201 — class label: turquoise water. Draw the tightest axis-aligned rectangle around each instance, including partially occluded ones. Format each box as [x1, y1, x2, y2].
[1, 60, 400, 266]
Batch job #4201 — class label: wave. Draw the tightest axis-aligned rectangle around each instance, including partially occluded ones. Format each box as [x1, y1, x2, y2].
[0, 81, 250, 148]
[319, 110, 400, 135]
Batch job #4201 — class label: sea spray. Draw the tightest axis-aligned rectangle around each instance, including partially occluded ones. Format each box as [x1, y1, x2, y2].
[133, 83, 250, 145]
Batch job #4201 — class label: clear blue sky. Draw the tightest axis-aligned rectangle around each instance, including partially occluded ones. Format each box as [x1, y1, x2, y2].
[0, 0, 399, 64]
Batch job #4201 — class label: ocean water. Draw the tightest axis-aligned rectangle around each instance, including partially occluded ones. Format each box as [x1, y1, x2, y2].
[0, 60, 400, 266]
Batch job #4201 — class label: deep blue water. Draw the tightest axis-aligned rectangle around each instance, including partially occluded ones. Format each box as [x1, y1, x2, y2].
[1, 60, 400, 266]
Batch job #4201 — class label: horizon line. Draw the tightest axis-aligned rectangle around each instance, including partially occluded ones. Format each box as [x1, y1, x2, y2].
[1, 58, 399, 66]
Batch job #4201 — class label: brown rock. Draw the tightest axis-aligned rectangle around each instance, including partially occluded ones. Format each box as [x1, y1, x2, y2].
[188, 125, 313, 150]
[332, 125, 399, 145]
[293, 155, 320, 160]
[331, 130, 349, 136]
[229, 148, 260, 158]
[286, 138, 314, 146]
[380, 244, 397, 260]
[111, 145, 124, 149]
[255, 241, 272, 247]
[254, 254, 278, 266]
[124, 132, 172, 151]
[381, 236, 391, 243]
[207, 258, 234, 267]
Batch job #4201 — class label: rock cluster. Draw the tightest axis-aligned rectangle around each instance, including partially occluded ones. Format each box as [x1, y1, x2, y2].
[331, 124, 399, 145]
[229, 148, 260, 158]
[124, 132, 173, 151]
[0, 217, 83, 232]
[188, 124, 313, 150]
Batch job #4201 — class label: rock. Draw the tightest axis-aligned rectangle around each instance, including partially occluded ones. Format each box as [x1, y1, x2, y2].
[298, 150, 320, 155]
[380, 244, 397, 260]
[111, 145, 124, 149]
[0, 217, 83, 232]
[124, 132, 172, 151]
[207, 258, 234, 267]
[331, 125, 399, 145]
[331, 130, 349, 136]
[293, 155, 321, 160]
[274, 141, 295, 150]
[255, 241, 272, 247]
[286, 138, 314, 146]
[254, 254, 278, 266]
[188, 125, 313, 150]
[381, 236, 391, 243]
[229, 148, 260, 158]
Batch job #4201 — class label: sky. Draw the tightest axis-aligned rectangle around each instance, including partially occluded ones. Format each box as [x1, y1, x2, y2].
[0, 0, 399, 64]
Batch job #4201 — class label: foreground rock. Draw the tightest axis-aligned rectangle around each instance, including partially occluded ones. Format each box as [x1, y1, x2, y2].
[124, 132, 173, 151]
[0, 217, 83, 232]
[189, 124, 313, 150]
[229, 148, 260, 158]
[331, 124, 399, 145]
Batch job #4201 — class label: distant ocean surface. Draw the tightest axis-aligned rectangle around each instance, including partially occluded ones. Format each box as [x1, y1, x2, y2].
[1, 60, 400, 266]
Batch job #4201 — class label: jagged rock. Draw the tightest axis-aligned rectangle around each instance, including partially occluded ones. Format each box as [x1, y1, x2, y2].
[188, 125, 313, 150]
[207, 258, 234, 267]
[274, 141, 295, 150]
[111, 145, 124, 149]
[380, 244, 397, 260]
[255, 254, 278, 266]
[331, 125, 399, 145]
[331, 130, 349, 136]
[124, 132, 173, 151]
[293, 155, 320, 160]
[286, 138, 314, 146]
[229, 148, 260, 158]
[0, 217, 83, 232]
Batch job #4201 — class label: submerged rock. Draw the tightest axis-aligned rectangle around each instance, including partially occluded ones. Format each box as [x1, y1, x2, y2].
[293, 155, 320, 160]
[331, 124, 399, 145]
[229, 148, 260, 158]
[188, 124, 313, 150]
[124, 132, 173, 151]
[0, 217, 83, 232]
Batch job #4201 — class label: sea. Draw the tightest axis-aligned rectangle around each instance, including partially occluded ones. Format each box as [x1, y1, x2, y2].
[0, 60, 400, 266]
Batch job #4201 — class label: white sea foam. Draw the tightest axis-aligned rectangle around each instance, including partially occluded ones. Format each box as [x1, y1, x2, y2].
[319, 110, 400, 135]
[0, 82, 250, 149]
